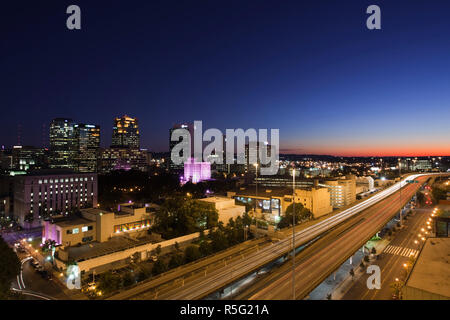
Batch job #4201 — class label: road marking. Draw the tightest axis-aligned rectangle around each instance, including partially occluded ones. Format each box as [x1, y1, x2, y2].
[383, 245, 418, 258]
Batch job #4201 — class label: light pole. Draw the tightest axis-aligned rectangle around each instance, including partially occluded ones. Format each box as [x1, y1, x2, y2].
[254, 163, 259, 212]
[399, 158, 403, 227]
[292, 167, 296, 300]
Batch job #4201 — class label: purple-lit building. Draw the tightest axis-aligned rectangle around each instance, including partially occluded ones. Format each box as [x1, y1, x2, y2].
[182, 158, 211, 184]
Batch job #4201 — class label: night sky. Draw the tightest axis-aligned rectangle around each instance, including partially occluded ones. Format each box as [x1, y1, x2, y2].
[2, 0, 450, 156]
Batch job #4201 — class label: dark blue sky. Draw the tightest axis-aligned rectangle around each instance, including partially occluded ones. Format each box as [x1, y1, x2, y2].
[2, 1, 450, 155]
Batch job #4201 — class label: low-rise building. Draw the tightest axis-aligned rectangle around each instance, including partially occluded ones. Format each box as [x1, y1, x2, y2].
[231, 185, 332, 222]
[322, 175, 356, 208]
[43, 202, 156, 246]
[402, 238, 450, 300]
[198, 196, 245, 224]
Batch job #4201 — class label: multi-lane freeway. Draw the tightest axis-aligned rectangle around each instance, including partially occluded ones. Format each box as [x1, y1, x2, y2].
[246, 175, 429, 299]
[144, 173, 442, 300]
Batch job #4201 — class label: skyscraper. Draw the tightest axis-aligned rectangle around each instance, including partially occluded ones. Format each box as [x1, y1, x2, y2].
[169, 123, 194, 173]
[49, 118, 77, 169]
[75, 124, 100, 172]
[111, 115, 140, 148]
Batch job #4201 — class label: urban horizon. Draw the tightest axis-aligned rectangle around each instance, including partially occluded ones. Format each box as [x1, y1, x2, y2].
[4, 116, 450, 158]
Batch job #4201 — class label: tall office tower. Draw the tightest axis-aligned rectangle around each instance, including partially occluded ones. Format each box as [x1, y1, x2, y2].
[74, 124, 100, 172]
[111, 115, 140, 148]
[245, 142, 273, 174]
[49, 118, 77, 169]
[169, 123, 194, 173]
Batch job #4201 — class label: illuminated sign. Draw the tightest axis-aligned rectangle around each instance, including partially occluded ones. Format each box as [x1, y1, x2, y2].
[114, 220, 151, 234]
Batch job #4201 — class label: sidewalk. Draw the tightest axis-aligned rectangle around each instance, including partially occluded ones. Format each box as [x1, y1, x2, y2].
[307, 238, 390, 300]
[331, 239, 390, 300]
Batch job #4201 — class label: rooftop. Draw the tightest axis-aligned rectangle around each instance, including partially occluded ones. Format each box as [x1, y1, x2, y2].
[234, 186, 318, 198]
[64, 235, 158, 262]
[198, 196, 234, 203]
[53, 217, 94, 228]
[23, 169, 95, 177]
[405, 237, 450, 298]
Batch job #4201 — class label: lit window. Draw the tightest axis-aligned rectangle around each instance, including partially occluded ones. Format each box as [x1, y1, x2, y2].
[82, 226, 88, 232]
[72, 228, 79, 234]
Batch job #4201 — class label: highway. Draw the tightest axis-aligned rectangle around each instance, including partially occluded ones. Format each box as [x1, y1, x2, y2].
[107, 237, 271, 300]
[247, 175, 430, 299]
[149, 173, 441, 300]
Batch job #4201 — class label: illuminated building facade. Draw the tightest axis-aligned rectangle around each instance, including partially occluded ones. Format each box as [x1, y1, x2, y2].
[13, 170, 98, 228]
[49, 118, 77, 169]
[99, 148, 148, 172]
[183, 158, 211, 184]
[74, 124, 100, 172]
[43, 202, 154, 246]
[111, 115, 140, 148]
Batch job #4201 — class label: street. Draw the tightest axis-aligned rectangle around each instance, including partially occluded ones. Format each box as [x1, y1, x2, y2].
[341, 207, 432, 300]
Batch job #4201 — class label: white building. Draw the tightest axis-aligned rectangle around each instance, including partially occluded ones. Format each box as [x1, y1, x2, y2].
[198, 196, 245, 224]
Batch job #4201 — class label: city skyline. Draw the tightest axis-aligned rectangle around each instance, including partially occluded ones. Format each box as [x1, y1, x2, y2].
[2, 1, 450, 156]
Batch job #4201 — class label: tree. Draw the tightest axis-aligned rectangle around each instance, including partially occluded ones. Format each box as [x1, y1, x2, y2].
[155, 245, 162, 256]
[174, 241, 180, 252]
[122, 272, 135, 287]
[184, 245, 202, 263]
[371, 247, 377, 255]
[349, 268, 355, 279]
[0, 236, 20, 299]
[277, 203, 312, 229]
[97, 271, 123, 294]
[242, 212, 252, 227]
[199, 240, 212, 257]
[136, 265, 152, 282]
[210, 229, 229, 252]
[364, 255, 370, 263]
[168, 254, 184, 269]
[152, 260, 168, 276]
[152, 197, 219, 239]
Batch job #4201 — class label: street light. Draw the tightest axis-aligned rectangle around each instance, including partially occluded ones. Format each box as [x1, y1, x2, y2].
[292, 167, 296, 300]
[398, 158, 403, 227]
[254, 163, 259, 212]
